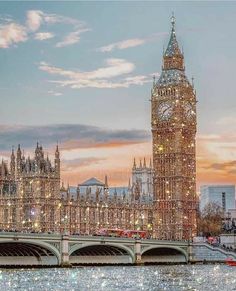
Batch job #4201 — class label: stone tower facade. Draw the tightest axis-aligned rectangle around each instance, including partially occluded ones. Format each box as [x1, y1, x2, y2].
[0, 144, 61, 232]
[151, 16, 197, 240]
[132, 158, 153, 199]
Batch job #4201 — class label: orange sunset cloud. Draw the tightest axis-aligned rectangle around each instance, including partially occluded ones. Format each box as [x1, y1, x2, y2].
[60, 134, 236, 189]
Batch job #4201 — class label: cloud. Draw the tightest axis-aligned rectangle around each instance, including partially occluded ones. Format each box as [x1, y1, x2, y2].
[34, 32, 54, 40]
[0, 123, 151, 186]
[47, 90, 62, 96]
[39, 59, 151, 89]
[43, 13, 83, 27]
[40, 58, 135, 79]
[26, 10, 84, 31]
[26, 10, 89, 47]
[197, 134, 221, 141]
[56, 28, 90, 47]
[0, 10, 89, 49]
[97, 32, 167, 52]
[26, 10, 44, 32]
[216, 116, 236, 126]
[61, 157, 106, 171]
[99, 38, 146, 52]
[195, 132, 236, 186]
[0, 124, 150, 151]
[0, 23, 27, 48]
[61, 139, 147, 151]
[204, 160, 236, 172]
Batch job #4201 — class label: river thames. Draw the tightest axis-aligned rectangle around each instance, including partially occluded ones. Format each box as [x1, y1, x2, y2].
[0, 265, 235, 291]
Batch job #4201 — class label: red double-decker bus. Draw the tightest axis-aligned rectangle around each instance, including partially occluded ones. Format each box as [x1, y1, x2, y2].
[96, 228, 148, 239]
[121, 229, 147, 239]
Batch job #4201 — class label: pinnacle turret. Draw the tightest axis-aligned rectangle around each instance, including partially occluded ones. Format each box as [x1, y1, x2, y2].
[54, 144, 60, 177]
[104, 175, 108, 189]
[17, 144, 21, 158]
[1, 159, 5, 177]
[156, 15, 188, 86]
[143, 157, 146, 168]
[11, 147, 15, 162]
[55, 144, 60, 159]
[164, 14, 182, 58]
[10, 147, 16, 177]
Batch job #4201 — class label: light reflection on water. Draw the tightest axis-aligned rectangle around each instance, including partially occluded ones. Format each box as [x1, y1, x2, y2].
[0, 265, 235, 291]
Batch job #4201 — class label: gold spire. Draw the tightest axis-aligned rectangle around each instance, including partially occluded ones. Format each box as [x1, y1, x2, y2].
[171, 12, 175, 32]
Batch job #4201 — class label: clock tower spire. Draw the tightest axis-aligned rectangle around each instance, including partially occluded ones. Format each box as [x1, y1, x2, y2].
[151, 16, 197, 240]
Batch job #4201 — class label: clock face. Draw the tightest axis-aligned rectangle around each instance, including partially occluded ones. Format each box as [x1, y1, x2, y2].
[184, 102, 195, 119]
[157, 102, 172, 121]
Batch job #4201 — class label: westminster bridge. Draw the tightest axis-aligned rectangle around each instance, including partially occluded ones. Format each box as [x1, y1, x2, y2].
[0, 233, 235, 266]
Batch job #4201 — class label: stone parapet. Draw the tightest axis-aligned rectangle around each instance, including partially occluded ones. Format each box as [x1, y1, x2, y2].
[191, 243, 236, 263]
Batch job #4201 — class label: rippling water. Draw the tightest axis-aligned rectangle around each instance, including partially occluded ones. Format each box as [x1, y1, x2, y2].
[0, 265, 236, 291]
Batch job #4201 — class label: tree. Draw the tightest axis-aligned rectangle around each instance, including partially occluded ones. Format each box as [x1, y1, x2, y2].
[197, 202, 224, 237]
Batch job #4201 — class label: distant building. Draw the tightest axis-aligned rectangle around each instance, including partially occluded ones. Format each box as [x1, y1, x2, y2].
[132, 158, 153, 200]
[200, 185, 236, 212]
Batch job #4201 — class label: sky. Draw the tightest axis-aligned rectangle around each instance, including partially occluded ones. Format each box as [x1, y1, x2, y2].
[0, 1, 236, 188]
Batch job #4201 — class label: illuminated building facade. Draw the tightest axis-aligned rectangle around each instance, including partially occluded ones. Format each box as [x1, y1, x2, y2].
[60, 177, 153, 235]
[0, 144, 61, 232]
[151, 16, 198, 240]
[0, 146, 153, 234]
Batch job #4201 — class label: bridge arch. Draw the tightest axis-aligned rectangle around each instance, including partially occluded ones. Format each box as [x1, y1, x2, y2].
[69, 243, 135, 265]
[141, 245, 188, 264]
[0, 240, 61, 266]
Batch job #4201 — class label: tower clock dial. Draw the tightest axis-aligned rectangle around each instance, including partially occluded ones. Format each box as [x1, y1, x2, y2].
[157, 103, 172, 121]
[184, 102, 195, 119]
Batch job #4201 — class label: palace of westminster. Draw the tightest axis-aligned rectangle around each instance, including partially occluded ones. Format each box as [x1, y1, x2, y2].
[0, 17, 198, 240]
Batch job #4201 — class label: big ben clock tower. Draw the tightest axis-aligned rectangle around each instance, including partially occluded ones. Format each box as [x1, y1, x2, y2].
[151, 16, 197, 240]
